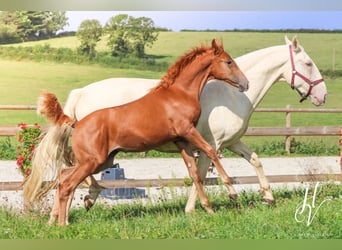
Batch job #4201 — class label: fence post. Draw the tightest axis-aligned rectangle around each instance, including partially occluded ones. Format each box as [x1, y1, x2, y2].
[285, 105, 291, 154]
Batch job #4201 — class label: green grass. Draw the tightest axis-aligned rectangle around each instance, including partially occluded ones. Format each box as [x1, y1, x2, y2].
[0, 183, 341, 239]
[0, 59, 162, 125]
[148, 32, 342, 71]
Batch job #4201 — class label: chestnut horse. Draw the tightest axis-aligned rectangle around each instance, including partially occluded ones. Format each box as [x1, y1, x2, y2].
[24, 39, 248, 225]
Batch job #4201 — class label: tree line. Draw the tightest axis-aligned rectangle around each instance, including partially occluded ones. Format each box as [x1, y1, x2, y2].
[0, 11, 159, 59]
[0, 11, 67, 43]
[77, 14, 159, 58]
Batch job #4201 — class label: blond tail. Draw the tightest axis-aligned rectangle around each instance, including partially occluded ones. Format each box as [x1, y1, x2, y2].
[23, 92, 75, 202]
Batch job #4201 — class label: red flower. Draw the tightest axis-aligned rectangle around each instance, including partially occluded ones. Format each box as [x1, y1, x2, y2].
[30, 145, 35, 151]
[16, 157, 24, 167]
[33, 123, 41, 128]
[18, 123, 27, 129]
[25, 169, 31, 176]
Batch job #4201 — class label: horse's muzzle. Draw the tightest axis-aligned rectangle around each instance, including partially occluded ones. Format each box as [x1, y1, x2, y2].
[239, 80, 249, 92]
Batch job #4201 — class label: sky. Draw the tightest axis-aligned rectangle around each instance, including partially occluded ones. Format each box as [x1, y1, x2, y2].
[64, 11, 342, 32]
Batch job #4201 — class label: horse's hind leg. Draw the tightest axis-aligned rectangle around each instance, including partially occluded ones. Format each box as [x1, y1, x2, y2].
[228, 140, 274, 203]
[58, 164, 94, 226]
[48, 167, 76, 225]
[174, 140, 214, 215]
[48, 189, 59, 225]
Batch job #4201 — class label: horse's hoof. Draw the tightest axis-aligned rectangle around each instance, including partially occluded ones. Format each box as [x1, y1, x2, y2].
[47, 218, 56, 226]
[229, 193, 238, 200]
[263, 197, 275, 205]
[84, 195, 94, 211]
[185, 210, 195, 215]
[185, 207, 196, 215]
[202, 205, 215, 215]
[207, 208, 215, 215]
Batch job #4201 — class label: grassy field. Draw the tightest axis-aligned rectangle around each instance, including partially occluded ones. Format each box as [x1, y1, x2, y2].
[0, 59, 162, 125]
[0, 31, 341, 151]
[0, 183, 341, 239]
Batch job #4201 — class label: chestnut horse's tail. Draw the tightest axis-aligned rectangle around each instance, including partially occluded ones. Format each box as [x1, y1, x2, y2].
[37, 92, 76, 127]
[23, 92, 76, 202]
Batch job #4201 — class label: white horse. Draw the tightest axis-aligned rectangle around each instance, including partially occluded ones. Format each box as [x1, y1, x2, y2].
[27, 36, 327, 215]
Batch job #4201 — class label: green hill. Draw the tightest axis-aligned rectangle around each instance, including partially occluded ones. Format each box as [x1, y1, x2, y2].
[3, 31, 342, 69]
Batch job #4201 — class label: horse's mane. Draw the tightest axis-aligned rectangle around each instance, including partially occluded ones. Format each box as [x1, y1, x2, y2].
[154, 44, 214, 90]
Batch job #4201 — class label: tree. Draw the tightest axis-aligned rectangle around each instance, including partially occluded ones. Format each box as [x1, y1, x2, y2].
[0, 23, 21, 44]
[16, 11, 45, 40]
[105, 14, 132, 57]
[42, 11, 69, 38]
[76, 19, 103, 57]
[130, 17, 158, 58]
[0, 12, 21, 43]
[105, 14, 159, 58]
[0, 11, 68, 42]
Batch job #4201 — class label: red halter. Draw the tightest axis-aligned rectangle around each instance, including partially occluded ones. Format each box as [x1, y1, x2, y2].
[289, 45, 324, 103]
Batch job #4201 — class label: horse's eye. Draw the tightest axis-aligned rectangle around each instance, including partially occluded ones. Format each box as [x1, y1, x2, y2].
[226, 60, 232, 65]
[305, 61, 312, 67]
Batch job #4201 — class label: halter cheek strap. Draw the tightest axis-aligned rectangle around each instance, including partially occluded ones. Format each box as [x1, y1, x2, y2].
[289, 45, 324, 102]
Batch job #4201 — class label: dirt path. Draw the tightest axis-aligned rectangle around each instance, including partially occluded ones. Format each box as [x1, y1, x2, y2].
[0, 156, 340, 211]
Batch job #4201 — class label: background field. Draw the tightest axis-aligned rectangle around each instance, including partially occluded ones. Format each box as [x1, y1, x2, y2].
[4, 32, 342, 69]
[0, 32, 341, 152]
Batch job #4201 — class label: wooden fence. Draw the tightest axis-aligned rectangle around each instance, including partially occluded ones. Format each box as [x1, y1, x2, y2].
[1, 105, 341, 135]
[1, 104, 341, 150]
[0, 105, 341, 192]
[1, 104, 341, 157]
[1, 174, 341, 191]
[250, 106, 342, 154]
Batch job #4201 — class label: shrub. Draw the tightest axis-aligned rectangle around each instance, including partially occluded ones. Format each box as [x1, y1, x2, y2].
[16, 123, 42, 177]
[0, 45, 168, 72]
[0, 23, 21, 44]
[222, 138, 339, 157]
[0, 137, 17, 159]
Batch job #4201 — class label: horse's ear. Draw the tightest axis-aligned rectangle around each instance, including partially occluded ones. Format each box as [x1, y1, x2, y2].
[291, 36, 300, 52]
[212, 39, 223, 55]
[285, 35, 291, 45]
[285, 36, 300, 52]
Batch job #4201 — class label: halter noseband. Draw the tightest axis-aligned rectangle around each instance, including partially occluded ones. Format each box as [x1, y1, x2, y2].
[289, 45, 324, 102]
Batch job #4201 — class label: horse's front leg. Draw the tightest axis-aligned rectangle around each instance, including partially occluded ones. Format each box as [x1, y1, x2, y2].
[185, 152, 212, 214]
[184, 127, 238, 200]
[83, 154, 115, 210]
[228, 140, 274, 204]
[83, 175, 105, 211]
[174, 140, 215, 215]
